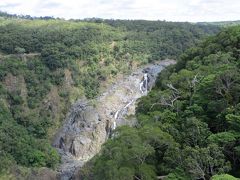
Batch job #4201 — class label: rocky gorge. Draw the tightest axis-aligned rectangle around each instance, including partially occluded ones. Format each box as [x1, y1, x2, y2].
[53, 59, 176, 179]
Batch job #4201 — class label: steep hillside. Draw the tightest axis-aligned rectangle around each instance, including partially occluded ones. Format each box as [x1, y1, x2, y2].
[0, 14, 220, 178]
[85, 26, 240, 179]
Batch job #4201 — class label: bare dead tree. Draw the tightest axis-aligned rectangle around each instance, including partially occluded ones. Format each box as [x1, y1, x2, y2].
[190, 74, 199, 88]
[150, 83, 180, 110]
[151, 73, 203, 110]
[215, 73, 236, 97]
[188, 74, 202, 105]
[159, 94, 181, 108]
[166, 83, 179, 94]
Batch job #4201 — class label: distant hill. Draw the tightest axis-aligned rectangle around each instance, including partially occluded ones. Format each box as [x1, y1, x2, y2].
[0, 11, 55, 20]
[197, 20, 240, 27]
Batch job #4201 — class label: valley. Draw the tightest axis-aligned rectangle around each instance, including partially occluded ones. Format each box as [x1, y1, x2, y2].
[0, 11, 239, 180]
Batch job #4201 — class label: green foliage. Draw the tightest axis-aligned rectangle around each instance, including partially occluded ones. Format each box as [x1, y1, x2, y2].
[14, 46, 26, 54]
[41, 43, 67, 70]
[208, 132, 237, 145]
[180, 144, 230, 179]
[92, 126, 156, 180]
[0, 100, 60, 170]
[166, 169, 191, 180]
[0, 151, 14, 174]
[103, 20, 220, 61]
[211, 174, 239, 180]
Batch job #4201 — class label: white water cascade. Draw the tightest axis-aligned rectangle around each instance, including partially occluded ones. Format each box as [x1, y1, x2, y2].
[140, 73, 148, 94]
[113, 72, 148, 131]
[112, 99, 134, 130]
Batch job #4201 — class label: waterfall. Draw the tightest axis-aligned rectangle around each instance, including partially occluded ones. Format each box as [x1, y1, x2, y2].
[144, 73, 148, 94]
[112, 110, 120, 130]
[112, 99, 134, 130]
[140, 73, 148, 94]
[113, 72, 149, 130]
[114, 110, 120, 119]
[124, 99, 134, 109]
[112, 121, 116, 130]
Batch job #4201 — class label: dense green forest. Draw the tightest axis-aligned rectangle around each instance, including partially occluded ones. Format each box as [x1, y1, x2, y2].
[0, 12, 226, 179]
[82, 26, 240, 179]
[198, 20, 240, 27]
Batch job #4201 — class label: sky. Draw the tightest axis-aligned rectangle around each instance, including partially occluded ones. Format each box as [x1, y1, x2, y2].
[0, 0, 240, 22]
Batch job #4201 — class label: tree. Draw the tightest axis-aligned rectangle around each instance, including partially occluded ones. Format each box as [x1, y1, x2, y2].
[179, 117, 210, 147]
[211, 174, 238, 180]
[181, 145, 230, 179]
[92, 126, 156, 180]
[41, 43, 67, 70]
[14, 47, 26, 54]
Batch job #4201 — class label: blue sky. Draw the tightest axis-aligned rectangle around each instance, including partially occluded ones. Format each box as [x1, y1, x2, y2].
[0, 0, 240, 22]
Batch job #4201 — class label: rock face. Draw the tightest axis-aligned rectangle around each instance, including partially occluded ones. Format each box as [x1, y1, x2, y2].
[53, 100, 107, 179]
[53, 60, 176, 179]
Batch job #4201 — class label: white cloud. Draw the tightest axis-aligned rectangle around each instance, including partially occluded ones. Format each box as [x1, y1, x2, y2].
[0, 0, 240, 22]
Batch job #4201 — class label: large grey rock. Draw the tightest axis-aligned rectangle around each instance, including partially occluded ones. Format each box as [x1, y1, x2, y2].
[53, 100, 107, 179]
